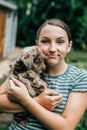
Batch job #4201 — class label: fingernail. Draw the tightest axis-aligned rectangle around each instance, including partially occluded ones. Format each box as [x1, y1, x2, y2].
[53, 92, 59, 96]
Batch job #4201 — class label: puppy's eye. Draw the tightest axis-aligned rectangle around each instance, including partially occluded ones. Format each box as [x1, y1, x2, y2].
[24, 54, 29, 59]
[34, 58, 39, 64]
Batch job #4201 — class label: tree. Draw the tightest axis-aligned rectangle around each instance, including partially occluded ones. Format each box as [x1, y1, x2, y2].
[12, 0, 87, 50]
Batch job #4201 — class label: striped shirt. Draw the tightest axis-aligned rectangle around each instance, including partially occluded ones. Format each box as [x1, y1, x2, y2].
[8, 65, 87, 130]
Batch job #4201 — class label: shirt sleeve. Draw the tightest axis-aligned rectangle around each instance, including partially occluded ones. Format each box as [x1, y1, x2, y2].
[71, 69, 87, 92]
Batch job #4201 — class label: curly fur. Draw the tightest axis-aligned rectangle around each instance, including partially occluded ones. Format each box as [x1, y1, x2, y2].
[8, 46, 48, 125]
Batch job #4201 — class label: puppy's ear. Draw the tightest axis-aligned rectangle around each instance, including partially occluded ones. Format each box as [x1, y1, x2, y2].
[36, 47, 46, 59]
[13, 59, 27, 74]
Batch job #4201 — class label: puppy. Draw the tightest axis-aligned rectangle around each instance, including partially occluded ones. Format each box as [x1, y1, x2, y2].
[8, 46, 48, 125]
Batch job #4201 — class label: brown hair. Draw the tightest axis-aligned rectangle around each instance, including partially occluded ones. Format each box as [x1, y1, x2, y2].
[36, 18, 72, 42]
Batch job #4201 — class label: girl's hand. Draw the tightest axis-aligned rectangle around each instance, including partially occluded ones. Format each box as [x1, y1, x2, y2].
[34, 89, 63, 111]
[6, 78, 30, 104]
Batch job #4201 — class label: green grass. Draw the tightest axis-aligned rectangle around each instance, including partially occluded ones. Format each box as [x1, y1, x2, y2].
[67, 50, 87, 70]
[0, 126, 9, 130]
[68, 51, 87, 62]
[76, 111, 87, 130]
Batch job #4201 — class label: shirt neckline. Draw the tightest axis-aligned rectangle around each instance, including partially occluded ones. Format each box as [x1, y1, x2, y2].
[44, 64, 71, 78]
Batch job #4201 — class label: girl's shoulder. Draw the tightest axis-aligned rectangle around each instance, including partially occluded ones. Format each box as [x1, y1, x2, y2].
[68, 65, 87, 92]
[67, 64, 87, 78]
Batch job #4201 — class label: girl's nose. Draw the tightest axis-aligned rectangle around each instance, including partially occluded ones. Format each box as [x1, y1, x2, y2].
[49, 42, 57, 52]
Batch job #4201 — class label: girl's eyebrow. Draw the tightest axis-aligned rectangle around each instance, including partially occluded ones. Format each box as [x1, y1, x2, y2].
[41, 36, 65, 40]
[41, 36, 49, 39]
[57, 36, 65, 39]
[41, 36, 65, 38]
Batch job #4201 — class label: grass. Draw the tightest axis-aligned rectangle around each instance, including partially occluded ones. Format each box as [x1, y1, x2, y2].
[0, 126, 9, 130]
[68, 51, 87, 62]
[0, 50, 87, 130]
[67, 50, 87, 70]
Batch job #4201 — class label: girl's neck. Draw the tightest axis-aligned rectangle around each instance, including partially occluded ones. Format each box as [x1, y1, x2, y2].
[46, 62, 68, 76]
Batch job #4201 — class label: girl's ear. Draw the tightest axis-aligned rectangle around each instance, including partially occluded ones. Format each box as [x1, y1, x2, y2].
[36, 40, 39, 46]
[67, 41, 73, 53]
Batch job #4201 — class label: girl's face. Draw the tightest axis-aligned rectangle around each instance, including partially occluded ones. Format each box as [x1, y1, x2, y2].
[36, 25, 72, 67]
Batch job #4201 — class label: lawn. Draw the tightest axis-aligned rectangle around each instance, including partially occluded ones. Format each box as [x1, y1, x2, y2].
[0, 126, 10, 130]
[68, 50, 87, 70]
[0, 50, 87, 130]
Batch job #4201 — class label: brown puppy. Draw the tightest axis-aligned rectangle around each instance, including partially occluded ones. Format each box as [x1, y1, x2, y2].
[8, 46, 48, 125]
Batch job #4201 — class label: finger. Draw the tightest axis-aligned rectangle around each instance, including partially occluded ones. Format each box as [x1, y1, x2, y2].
[50, 98, 63, 109]
[54, 98, 63, 106]
[9, 79, 16, 88]
[44, 89, 58, 96]
[7, 80, 17, 94]
[11, 77, 24, 87]
[6, 82, 11, 93]
[53, 93, 62, 101]
[6, 80, 14, 93]
[50, 93, 62, 103]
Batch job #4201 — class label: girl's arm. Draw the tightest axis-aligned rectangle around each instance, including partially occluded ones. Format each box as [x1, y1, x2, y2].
[19, 92, 87, 130]
[0, 79, 25, 113]
[7, 78, 87, 130]
[0, 78, 62, 113]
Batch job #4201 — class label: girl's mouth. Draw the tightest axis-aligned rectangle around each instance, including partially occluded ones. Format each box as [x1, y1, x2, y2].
[47, 54, 60, 58]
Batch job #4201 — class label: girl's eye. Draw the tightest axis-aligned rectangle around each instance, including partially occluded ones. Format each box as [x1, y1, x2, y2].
[57, 40, 65, 44]
[41, 39, 49, 44]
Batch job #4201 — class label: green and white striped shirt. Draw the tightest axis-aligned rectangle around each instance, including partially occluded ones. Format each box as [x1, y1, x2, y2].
[8, 65, 87, 130]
